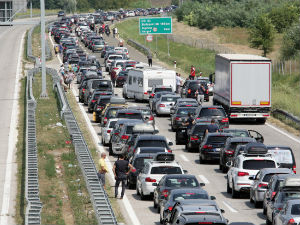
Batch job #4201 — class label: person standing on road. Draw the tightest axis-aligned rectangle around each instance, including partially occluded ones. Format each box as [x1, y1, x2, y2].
[196, 83, 206, 105]
[98, 152, 108, 189]
[176, 73, 183, 94]
[182, 112, 196, 135]
[147, 53, 153, 67]
[205, 119, 220, 134]
[190, 65, 196, 80]
[113, 154, 133, 199]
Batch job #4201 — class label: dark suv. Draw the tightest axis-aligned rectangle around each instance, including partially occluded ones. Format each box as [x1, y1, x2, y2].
[181, 80, 209, 101]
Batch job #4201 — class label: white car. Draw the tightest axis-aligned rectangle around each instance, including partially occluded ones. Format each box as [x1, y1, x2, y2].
[127, 11, 135, 17]
[227, 143, 278, 198]
[136, 154, 184, 200]
[101, 119, 118, 146]
[115, 47, 130, 58]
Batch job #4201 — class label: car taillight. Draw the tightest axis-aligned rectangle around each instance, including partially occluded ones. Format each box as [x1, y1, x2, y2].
[287, 219, 295, 224]
[206, 90, 209, 94]
[221, 118, 229, 123]
[131, 168, 136, 172]
[107, 130, 111, 133]
[187, 89, 191, 94]
[225, 149, 234, 155]
[151, 93, 155, 97]
[167, 149, 172, 153]
[145, 177, 156, 182]
[103, 117, 107, 124]
[293, 165, 296, 174]
[258, 183, 268, 188]
[277, 207, 282, 211]
[113, 67, 118, 70]
[237, 172, 249, 176]
[271, 192, 276, 198]
[91, 100, 96, 103]
[162, 189, 169, 197]
[114, 132, 119, 135]
[121, 135, 129, 140]
[82, 88, 86, 93]
[144, 91, 148, 95]
[203, 145, 212, 149]
[168, 206, 172, 211]
[149, 116, 154, 121]
[175, 117, 181, 121]
[190, 136, 199, 141]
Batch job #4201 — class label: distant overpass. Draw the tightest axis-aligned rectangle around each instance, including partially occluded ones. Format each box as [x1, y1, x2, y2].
[0, 0, 27, 22]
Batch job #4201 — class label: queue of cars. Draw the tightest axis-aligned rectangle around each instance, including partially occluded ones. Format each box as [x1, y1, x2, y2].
[52, 13, 299, 225]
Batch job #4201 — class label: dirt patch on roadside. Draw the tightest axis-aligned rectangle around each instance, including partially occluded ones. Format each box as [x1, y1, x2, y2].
[268, 117, 300, 137]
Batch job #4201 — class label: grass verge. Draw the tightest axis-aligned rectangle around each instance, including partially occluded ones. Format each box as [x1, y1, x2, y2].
[65, 89, 125, 223]
[116, 18, 216, 76]
[32, 24, 52, 61]
[33, 73, 97, 224]
[15, 9, 59, 19]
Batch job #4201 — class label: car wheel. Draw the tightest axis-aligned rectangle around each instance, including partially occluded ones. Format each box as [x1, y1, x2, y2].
[219, 164, 223, 171]
[266, 217, 272, 225]
[226, 179, 231, 193]
[250, 191, 254, 203]
[263, 206, 267, 215]
[159, 214, 164, 224]
[157, 205, 160, 214]
[140, 190, 146, 200]
[153, 198, 158, 208]
[257, 118, 266, 124]
[108, 145, 113, 156]
[88, 108, 92, 113]
[199, 154, 204, 164]
[254, 198, 260, 208]
[231, 181, 239, 198]
[136, 183, 140, 195]
[222, 164, 228, 173]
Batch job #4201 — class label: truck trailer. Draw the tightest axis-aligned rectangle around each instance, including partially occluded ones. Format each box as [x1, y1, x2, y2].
[213, 54, 271, 124]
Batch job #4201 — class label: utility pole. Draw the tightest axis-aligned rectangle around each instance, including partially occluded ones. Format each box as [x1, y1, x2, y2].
[40, 0, 48, 98]
[30, 1, 32, 18]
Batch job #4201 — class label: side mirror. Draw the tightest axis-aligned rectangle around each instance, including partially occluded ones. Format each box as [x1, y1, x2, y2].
[200, 183, 205, 187]
[210, 196, 216, 200]
[226, 161, 232, 167]
[152, 183, 158, 186]
[183, 170, 188, 174]
[221, 209, 225, 214]
[249, 177, 254, 180]
[168, 142, 173, 146]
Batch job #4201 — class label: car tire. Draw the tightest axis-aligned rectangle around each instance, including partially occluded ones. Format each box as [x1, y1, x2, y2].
[219, 164, 223, 171]
[266, 217, 272, 225]
[254, 198, 260, 208]
[257, 118, 266, 124]
[136, 184, 140, 196]
[140, 190, 146, 200]
[153, 198, 157, 208]
[222, 164, 228, 173]
[159, 215, 164, 224]
[250, 192, 254, 203]
[157, 205, 160, 214]
[231, 181, 239, 198]
[199, 154, 204, 164]
[227, 180, 231, 194]
[263, 206, 267, 215]
[88, 108, 93, 113]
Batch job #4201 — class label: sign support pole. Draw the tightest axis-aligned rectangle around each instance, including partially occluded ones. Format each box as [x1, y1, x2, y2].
[40, 0, 48, 98]
[156, 35, 157, 52]
[167, 34, 170, 56]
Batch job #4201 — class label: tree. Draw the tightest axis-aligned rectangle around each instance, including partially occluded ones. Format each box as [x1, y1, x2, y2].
[280, 22, 300, 60]
[248, 14, 275, 57]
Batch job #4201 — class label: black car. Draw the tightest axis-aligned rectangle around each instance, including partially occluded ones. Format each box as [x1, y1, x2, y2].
[171, 107, 198, 131]
[194, 105, 229, 129]
[115, 109, 144, 121]
[127, 153, 155, 189]
[116, 71, 128, 87]
[181, 80, 209, 101]
[184, 122, 210, 151]
[199, 132, 233, 164]
[93, 96, 112, 123]
[219, 137, 257, 173]
[58, 10, 65, 17]
[87, 90, 112, 113]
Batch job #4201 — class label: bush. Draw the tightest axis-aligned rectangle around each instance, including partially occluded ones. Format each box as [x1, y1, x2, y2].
[280, 22, 300, 60]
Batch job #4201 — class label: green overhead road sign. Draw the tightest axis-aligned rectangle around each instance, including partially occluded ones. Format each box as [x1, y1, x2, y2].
[139, 17, 172, 35]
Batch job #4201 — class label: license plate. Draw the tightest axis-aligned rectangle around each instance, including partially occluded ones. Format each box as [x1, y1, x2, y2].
[244, 114, 256, 117]
[181, 130, 186, 133]
[215, 148, 220, 152]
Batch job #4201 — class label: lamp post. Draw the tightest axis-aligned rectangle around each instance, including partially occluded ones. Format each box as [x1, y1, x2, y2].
[40, 0, 48, 98]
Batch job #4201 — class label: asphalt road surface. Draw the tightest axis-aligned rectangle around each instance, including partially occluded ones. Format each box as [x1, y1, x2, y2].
[52, 25, 300, 225]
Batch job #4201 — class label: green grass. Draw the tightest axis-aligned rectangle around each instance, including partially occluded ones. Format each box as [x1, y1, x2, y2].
[33, 73, 97, 225]
[15, 9, 59, 19]
[215, 27, 250, 46]
[32, 24, 52, 61]
[116, 18, 216, 76]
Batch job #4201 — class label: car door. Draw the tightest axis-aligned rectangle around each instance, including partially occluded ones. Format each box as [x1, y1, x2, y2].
[181, 82, 187, 98]
[154, 177, 165, 205]
[138, 164, 148, 192]
[248, 130, 264, 143]
[252, 171, 261, 197]
[228, 158, 237, 187]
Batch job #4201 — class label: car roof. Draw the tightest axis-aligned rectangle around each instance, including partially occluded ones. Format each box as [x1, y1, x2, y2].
[200, 105, 224, 109]
[116, 119, 142, 124]
[170, 188, 208, 195]
[223, 128, 248, 132]
[128, 106, 151, 110]
[178, 199, 217, 207]
[259, 168, 293, 175]
[138, 147, 166, 151]
[206, 132, 233, 137]
[228, 137, 256, 142]
[160, 94, 180, 98]
[117, 109, 142, 114]
[273, 174, 295, 180]
[266, 145, 292, 150]
[137, 135, 166, 140]
[286, 199, 300, 205]
[163, 174, 197, 179]
[132, 153, 156, 159]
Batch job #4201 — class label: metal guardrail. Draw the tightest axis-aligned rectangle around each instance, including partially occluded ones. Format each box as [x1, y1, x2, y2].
[46, 68, 118, 225]
[127, 38, 151, 56]
[25, 68, 43, 225]
[272, 109, 300, 126]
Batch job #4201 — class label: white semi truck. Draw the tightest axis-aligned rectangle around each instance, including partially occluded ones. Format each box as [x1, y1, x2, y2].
[213, 54, 271, 124]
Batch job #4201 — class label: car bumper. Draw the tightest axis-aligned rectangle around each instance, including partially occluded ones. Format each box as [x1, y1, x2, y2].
[255, 190, 266, 202]
[142, 183, 155, 196]
[156, 107, 171, 115]
[202, 151, 220, 160]
[235, 183, 251, 192]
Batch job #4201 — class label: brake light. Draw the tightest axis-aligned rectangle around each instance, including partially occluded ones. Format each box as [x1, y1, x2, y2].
[91, 100, 96, 103]
[144, 92, 148, 95]
[203, 145, 212, 149]
[258, 183, 268, 188]
[187, 89, 191, 94]
[186, 105, 192, 106]
[287, 219, 295, 224]
[113, 67, 118, 70]
[271, 192, 276, 198]
[168, 206, 172, 211]
[162, 189, 169, 197]
[167, 149, 172, 153]
[103, 117, 107, 124]
[114, 132, 119, 135]
[175, 117, 181, 121]
[230, 114, 238, 117]
[293, 165, 296, 174]
[221, 118, 229, 122]
[121, 135, 129, 140]
[145, 177, 156, 182]
[107, 130, 111, 133]
[206, 90, 209, 94]
[159, 104, 165, 107]
[151, 93, 155, 97]
[277, 207, 282, 211]
[238, 172, 249, 176]
[190, 136, 199, 141]
[131, 168, 136, 172]
[149, 116, 154, 121]
[82, 88, 86, 93]
[225, 149, 234, 155]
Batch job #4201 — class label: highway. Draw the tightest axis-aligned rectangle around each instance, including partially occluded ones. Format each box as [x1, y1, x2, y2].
[50, 25, 300, 225]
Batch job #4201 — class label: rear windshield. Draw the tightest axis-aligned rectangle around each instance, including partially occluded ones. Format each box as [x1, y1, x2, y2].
[139, 148, 165, 154]
[161, 96, 180, 102]
[117, 113, 143, 120]
[281, 192, 300, 202]
[133, 157, 153, 169]
[268, 149, 294, 164]
[166, 178, 199, 188]
[177, 108, 197, 115]
[150, 166, 182, 174]
[193, 125, 208, 134]
[243, 160, 276, 170]
[207, 136, 229, 145]
[189, 81, 208, 89]
[139, 109, 151, 115]
[109, 121, 117, 128]
[99, 98, 111, 104]
[138, 140, 167, 148]
[263, 174, 278, 182]
[94, 41, 104, 45]
[92, 80, 112, 89]
[291, 204, 300, 215]
[107, 109, 119, 118]
[109, 56, 123, 60]
[173, 193, 209, 201]
[155, 88, 172, 93]
[199, 108, 226, 117]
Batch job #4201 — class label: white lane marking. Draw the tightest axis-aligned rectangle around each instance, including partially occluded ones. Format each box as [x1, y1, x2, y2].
[266, 122, 300, 144]
[222, 201, 238, 213]
[0, 31, 24, 224]
[179, 154, 189, 162]
[198, 175, 210, 184]
[50, 34, 141, 225]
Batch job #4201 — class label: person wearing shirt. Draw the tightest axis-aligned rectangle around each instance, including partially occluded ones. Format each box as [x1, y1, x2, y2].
[176, 73, 183, 93]
[98, 152, 108, 189]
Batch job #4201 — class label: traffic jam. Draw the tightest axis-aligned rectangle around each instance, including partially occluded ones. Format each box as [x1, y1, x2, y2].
[49, 11, 299, 225]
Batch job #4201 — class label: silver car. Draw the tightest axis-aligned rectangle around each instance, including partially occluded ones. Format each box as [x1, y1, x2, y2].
[250, 168, 293, 208]
[273, 199, 300, 225]
[101, 119, 118, 146]
[155, 94, 180, 115]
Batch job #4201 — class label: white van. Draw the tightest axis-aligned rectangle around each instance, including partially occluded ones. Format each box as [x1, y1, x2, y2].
[125, 68, 176, 101]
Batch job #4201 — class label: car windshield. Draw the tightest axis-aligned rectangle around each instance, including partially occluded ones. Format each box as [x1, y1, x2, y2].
[117, 113, 143, 120]
[177, 108, 197, 115]
[99, 98, 111, 105]
[243, 160, 276, 170]
[150, 166, 182, 174]
[161, 97, 180, 102]
[291, 204, 300, 215]
[199, 108, 226, 117]
[108, 121, 117, 128]
[133, 157, 153, 169]
[173, 192, 209, 201]
[166, 178, 199, 188]
[138, 140, 167, 148]
[155, 88, 172, 93]
[207, 136, 228, 146]
[268, 149, 294, 164]
[92, 80, 112, 89]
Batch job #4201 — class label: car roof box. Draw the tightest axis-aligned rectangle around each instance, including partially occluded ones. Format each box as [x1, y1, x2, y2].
[132, 123, 158, 134]
[154, 153, 175, 162]
[244, 142, 268, 155]
[283, 176, 300, 188]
